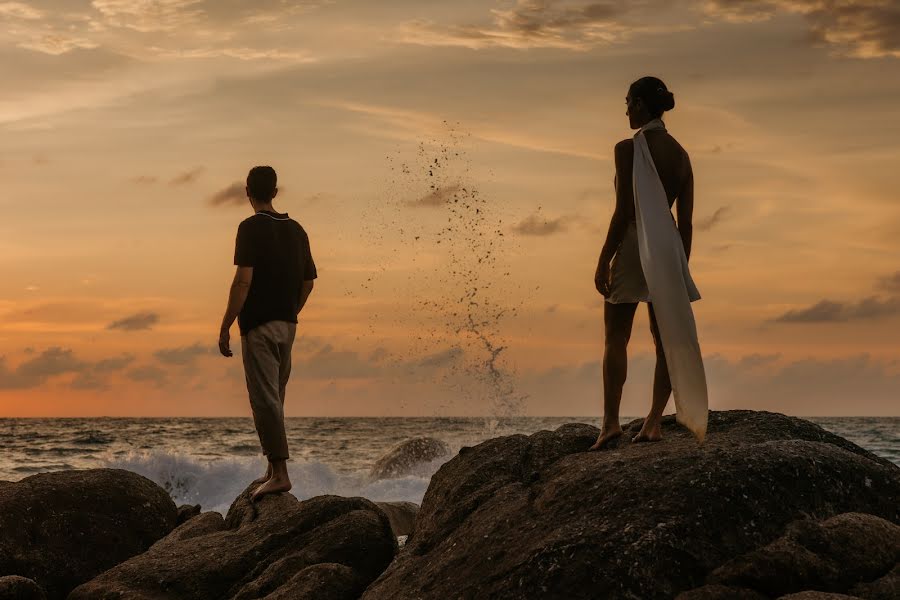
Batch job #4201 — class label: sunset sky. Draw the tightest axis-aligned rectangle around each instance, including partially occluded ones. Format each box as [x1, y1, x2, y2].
[1, 0, 898, 417]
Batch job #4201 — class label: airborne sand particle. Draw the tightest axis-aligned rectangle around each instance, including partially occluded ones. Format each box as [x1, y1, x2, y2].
[358, 122, 528, 428]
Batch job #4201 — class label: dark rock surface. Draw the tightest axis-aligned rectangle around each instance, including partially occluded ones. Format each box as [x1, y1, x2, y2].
[176, 503, 202, 525]
[707, 512, 899, 597]
[850, 564, 900, 600]
[370, 437, 450, 479]
[0, 576, 47, 600]
[375, 501, 420, 537]
[676, 584, 767, 599]
[70, 487, 397, 600]
[777, 593, 863, 599]
[0, 469, 177, 599]
[362, 411, 900, 600]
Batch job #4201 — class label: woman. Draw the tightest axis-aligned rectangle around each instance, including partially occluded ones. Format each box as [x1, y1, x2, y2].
[590, 76, 703, 450]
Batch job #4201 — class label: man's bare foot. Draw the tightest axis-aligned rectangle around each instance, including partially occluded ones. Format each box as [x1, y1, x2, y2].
[588, 426, 623, 451]
[632, 422, 662, 443]
[251, 475, 292, 502]
[252, 464, 272, 486]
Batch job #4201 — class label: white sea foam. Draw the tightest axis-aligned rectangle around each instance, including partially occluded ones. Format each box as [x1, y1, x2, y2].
[104, 450, 442, 514]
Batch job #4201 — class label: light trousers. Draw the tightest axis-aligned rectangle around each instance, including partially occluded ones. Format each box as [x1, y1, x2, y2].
[241, 320, 296, 460]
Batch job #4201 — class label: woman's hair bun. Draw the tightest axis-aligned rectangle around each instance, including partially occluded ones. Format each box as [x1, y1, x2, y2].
[630, 76, 675, 117]
[661, 90, 675, 112]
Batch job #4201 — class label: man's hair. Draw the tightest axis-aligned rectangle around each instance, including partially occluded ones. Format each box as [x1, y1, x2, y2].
[246, 166, 277, 201]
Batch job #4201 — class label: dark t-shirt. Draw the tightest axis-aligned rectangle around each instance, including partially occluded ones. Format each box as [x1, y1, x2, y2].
[233, 210, 317, 336]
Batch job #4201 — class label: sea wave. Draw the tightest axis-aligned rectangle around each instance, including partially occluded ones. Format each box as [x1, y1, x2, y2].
[103, 450, 444, 514]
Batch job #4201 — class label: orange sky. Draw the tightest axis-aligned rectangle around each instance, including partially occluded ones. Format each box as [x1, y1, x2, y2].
[0, 0, 898, 417]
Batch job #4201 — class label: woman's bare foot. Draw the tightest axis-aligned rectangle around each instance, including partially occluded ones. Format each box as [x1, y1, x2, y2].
[251, 475, 292, 502]
[252, 464, 273, 486]
[632, 421, 662, 443]
[588, 426, 623, 451]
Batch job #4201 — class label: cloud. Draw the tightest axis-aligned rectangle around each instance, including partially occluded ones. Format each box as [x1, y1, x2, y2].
[18, 35, 100, 55]
[878, 272, 900, 292]
[131, 175, 158, 185]
[774, 296, 900, 323]
[702, 0, 900, 59]
[209, 182, 246, 206]
[512, 212, 570, 235]
[71, 353, 135, 390]
[169, 166, 204, 185]
[696, 205, 730, 232]
[0, 2, 43, 20]
[126, 365, 168, 387]
[0, 347, 133, 390]
[396, 0, 642, 51]
[409, 184, 462, 208]
[154, 342, 215, 365]
[91, 0, 204, 33]
[418, 347, 463, 368]
[107, 311, 160, 331]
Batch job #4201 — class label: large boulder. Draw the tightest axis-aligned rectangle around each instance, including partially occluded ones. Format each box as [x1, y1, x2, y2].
[704, 512, 899, 597]
[70, 487, 397, 599]
[0, 576, 47, 600]
[0, 469, 177, 599]
[362, 410, 900, 600]
[370, 437, 450, 480]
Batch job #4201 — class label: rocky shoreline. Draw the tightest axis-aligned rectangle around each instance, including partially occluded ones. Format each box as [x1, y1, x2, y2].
[1, 410, 897, 599]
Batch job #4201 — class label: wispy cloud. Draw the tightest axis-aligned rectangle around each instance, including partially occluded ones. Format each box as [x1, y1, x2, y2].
[131, 175, 158, 185]
[512, 212, 571, 236]
[877, 271, 900, 292]
[209, 182, 245, 206]
[154, 342, 214, 365]
[0, 2, 43, 20]
[106, 311, 160, 331]
[409, 184, 462, 208]
[396, 0, 643, 51]
[702, 0, 900, 59]
[696, 205, 731, 232]
[126, 364, 168, 387]
[0, 347, 133, 390]
[774, 296, 900, 323]
[169, 166, 204, 186]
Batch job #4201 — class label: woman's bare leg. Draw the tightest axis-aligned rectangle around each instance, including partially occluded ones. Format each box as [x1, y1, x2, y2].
[634, 303, 670, 442]
[590, 301, 638, 450]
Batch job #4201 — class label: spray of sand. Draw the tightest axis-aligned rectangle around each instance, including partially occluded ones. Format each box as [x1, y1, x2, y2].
[359, 123, 528, 428]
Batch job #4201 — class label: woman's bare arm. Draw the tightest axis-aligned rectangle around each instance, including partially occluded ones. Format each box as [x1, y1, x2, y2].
[599, 140, 634, 266]
[676, 155, 694, 261]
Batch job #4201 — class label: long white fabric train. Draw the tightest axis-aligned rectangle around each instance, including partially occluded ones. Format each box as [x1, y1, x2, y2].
[632, 118, 708, 441]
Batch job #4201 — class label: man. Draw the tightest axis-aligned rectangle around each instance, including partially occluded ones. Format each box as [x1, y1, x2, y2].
[218, 165, 317, 501]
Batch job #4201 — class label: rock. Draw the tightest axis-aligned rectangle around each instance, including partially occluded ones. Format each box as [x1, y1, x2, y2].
[708, 513, 900, 597]
[778, 593, 863, 599]
[0, 469, 177, 600]
[370, 437, 450, 479]
[261, 564, 363, 600]
[850, 564, 900, 600]
[176, 503, 202, 525]
[676, 584, 767, 599]
[376, 501, 419, 537]
[0, 576, 47, 600]
[361, 410, 900, 600]
[70, 487, 397, 599]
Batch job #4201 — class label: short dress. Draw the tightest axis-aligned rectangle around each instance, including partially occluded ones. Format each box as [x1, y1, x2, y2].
[606, 218, 701, 305]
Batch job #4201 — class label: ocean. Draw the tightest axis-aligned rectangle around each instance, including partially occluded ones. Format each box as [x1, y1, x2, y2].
[1, 416, 896, 514]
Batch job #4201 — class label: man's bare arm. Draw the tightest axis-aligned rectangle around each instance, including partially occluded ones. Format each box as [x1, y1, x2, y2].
[297, 279, 315, 315]
[220, 266, 253, 333]
[676, 156, 694, 261]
